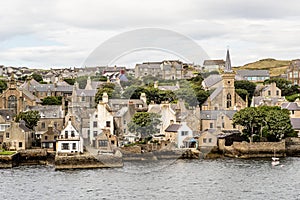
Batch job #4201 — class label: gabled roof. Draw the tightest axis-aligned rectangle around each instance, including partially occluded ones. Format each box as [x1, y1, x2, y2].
[26, 105, 64, 118]
[209, 87, 223, 101]
[19, 123, 31, 132]
[165, 124, 181, 132]
[19, 87, 42, 103]
[76, 89, 97, 97]
[0, 109, 15, 121]
[281, 102, 300, 111]
[290, 118, 300, 129]
[200, 110, 236, 120]
[203, 60, 225, 66]
[203, 74, 222, 88]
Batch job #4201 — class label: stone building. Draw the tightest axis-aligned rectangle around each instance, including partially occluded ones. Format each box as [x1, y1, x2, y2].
[0, 109, 15, 146]
[200, 50, 246, 131]
[0, 76, 41, 114]
[287, 59, 300, 85]
[202, 50, 247, 111]
[251, 83, 285, 107]
[3, 121, 34, 150]
[135, 60, 186, 80]
[27, 105, 65, 138]
[41, 123, 59, 151]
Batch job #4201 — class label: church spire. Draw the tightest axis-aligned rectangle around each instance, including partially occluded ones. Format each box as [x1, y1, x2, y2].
[224, 49, 232, 73]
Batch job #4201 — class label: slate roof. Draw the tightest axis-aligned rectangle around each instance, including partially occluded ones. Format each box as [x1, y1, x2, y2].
[0, 109, 15, 121]
[27, 105, 64, 118]
[19, 123, 31, 132]
[203, 74, 222, 88]
[236, 70, 270, 77]
[200, 110, 236, 120]
[281, 102, 300, 111]
[252, 96, 282, 106]
[290, 118, 300, 129]
[76, 89, 97, 97]
[19, 88, 42, 103]
[165, 124, 181, 132]
[115, 107, 128, 117]
[209, 87, 223, 100]
[203, 60, 225, 66]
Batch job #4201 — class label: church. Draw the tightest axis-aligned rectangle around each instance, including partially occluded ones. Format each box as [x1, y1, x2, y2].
[200, 50, 247, 131]
[0, 75, 41, 114]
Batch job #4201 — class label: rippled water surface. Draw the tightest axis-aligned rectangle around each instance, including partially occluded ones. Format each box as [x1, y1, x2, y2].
[1, 157, 300, 200]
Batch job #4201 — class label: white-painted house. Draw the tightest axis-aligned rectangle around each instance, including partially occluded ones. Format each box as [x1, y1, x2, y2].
[89, 92, 114, 147]
[57, 120, 84, 153]
[164, 122, 194, 148]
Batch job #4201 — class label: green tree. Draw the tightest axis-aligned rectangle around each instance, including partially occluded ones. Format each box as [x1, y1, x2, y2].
[42, 96, 62, 105]
[64, 78, 75, 85]
[94, 83, 120, 104]
[0, 80, 7, 93]
[16, 110, 41, 130]
[235, 89, 249, 102]
[31, 73, 43, 82]
[233, 106, 296, 142]
[128, 112, 161, 138]
[234, 80, 256, 105]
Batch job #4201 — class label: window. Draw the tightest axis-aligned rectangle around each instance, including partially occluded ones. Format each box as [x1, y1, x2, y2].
[93, 121, 97, 128]
[208, 138, 212, 143]
[65, 131, 68, 139]
[71, 131, 75, 137]
[81, 96, 85, 102]
[123, 120, 127, 125]
[276, 91, 279, 96]
[93, 131, 98, 137]
[8, 95, 17, 113]
[19, 142, 22, 148]
[72, 143, 76, 150]
[233, 124, 236, 129]
[203, 138, 207, 143]
[226, 93, 232, 108]
[99, 140, 108, 147]
[45, 136, 48, 140]
[124, 129, 126, 134]
[61, 143, 69, 150]
[181, 131, 188, 136]
[41, 122, 46, 129]
[95, 114, 98, 118]
[268, 90, 271, 96]
[6, 132, 9, 138]
[54, 122, 58, 128]
[210, 123, 213, 129]
[222, 122, 225, 128]
[292, 110, 295, 115]
[106, 121, 111, 127]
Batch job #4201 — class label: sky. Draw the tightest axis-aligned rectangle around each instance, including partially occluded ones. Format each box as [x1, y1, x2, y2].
[0, 0, 300, 69]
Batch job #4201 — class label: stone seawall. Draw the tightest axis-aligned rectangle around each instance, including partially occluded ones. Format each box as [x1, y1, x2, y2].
[286, 137, 300, 156]
[219, 139, 286, 158]
[121, 148, 197, 161]
[18, 149, 48, 165]
[0, 153, 19, 168]
[55, 151, 123, 170]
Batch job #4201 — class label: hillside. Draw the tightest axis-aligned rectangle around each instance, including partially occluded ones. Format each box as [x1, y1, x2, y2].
[234, 58, 291, 77]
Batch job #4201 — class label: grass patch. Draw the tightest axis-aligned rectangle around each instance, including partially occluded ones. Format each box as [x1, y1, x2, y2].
[0, 151, 16, 155]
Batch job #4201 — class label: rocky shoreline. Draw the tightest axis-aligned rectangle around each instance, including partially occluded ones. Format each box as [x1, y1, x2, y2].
[2, 138, 300, 169]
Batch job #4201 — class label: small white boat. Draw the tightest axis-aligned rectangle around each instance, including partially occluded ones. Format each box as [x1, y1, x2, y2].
[272, 148, 280, 166]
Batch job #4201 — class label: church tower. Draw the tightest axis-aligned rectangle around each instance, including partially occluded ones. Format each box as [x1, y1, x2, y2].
[221, 49, 236, 110]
